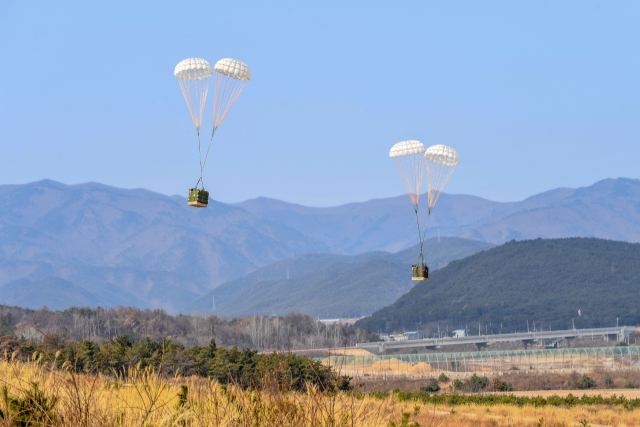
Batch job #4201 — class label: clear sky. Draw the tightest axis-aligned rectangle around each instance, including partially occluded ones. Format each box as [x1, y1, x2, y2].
[1, 1, 639, 206]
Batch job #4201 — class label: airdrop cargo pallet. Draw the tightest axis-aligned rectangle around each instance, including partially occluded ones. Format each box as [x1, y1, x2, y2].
[188, 188, 209, 208]
[412, 264, 429, 281]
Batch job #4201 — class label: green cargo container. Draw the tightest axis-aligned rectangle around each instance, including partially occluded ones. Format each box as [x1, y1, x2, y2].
[188, 188, 209, 208]
[412, 262, 429, 281]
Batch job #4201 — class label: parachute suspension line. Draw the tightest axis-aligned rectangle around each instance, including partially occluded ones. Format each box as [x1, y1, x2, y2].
[392, 150, 427, 264]
[426, 161, 456, 215]
[199, 126, 217, 181]
[195, 128, 205, 189]
[178, 73, 210, 130]
[392, 152, 424, 207]
[414, 204, 431, 265]
[177, 70, 211, 190]
[213, 72, 247, 129]
[194, 73, 247, 189]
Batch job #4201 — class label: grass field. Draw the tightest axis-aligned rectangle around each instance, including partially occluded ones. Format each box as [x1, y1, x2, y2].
[2, 359, 640, 426]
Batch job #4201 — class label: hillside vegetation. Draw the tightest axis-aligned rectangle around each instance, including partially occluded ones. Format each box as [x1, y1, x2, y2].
[187, 237, 494, 317]
[356, 238, 640, 332]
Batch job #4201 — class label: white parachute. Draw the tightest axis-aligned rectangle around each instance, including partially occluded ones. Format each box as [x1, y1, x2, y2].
[390, 141, 459, 279]
[212, 58, 251, 130]
[175, 57, 251, 197]
[424, 144, 459, 214]
[389, 140, 426, 209]
[174, 58, 213, 130]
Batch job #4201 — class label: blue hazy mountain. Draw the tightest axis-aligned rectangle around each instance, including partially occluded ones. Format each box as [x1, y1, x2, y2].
[235, 178, 640, 251]
[1, 178, 640, 313]
[0, 180, 329, 312]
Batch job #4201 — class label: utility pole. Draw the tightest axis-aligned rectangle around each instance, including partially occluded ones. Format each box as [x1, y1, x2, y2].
[527, 320, 529, 333]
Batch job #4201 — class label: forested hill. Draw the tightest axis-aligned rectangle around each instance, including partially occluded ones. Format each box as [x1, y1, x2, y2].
[355, 238, 640, 333]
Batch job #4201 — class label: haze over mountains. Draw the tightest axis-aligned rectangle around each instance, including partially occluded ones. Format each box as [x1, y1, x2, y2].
[0, 177, 639, 313]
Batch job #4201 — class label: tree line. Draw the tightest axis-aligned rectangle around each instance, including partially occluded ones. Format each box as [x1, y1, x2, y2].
[0, 305, 378, 351]
[0, 334, 350, 392]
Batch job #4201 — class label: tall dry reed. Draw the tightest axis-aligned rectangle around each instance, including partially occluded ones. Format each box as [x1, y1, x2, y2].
[2, 355, 640, 426]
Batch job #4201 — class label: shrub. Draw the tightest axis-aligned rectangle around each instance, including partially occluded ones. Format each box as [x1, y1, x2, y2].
[0, 382, 61, 425]
[461, 374, 490, 392]
[334, 375, 353, 392]
[604, 375, 614, 388]
[575, 374, 597, 390]
[438, 373, 448, 382]
[494, 379, 512, 392]
[388, 412, 419, 427]
[420, 379, 440, 393]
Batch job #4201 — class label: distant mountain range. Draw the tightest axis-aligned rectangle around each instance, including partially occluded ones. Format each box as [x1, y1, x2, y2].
[236, 178, 640, 251]
[0, 180, 328, 312]
[0, 178, 639, 313]
[355, 238, 640, 333]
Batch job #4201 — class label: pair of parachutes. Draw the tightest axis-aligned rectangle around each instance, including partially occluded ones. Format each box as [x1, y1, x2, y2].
[390, 141, 459, 280]
[174, 57, 251, 207]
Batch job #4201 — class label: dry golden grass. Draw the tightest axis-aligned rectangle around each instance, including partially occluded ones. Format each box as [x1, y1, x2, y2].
[1, 358, 640, 426]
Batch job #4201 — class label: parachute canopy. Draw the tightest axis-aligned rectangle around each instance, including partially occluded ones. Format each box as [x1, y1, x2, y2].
[174, 58, 213, 130]
[424, 144, 459, 212]
[390, 140, 426, 207]
[212, 58, 251, 129]
[214, 58, 252, 81]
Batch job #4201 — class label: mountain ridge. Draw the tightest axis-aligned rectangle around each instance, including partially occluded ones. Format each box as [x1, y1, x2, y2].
[355, 237, 640, 332]
[236, 178, 640, 251]
[1, 177, 640, 313]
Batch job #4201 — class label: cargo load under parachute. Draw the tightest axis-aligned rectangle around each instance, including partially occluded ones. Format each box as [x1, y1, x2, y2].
[174, 57, 251, 208]
[390, 141, 459, 280]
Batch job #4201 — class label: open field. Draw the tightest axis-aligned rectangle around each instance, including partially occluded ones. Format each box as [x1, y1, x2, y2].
[2, 360, 640, 426]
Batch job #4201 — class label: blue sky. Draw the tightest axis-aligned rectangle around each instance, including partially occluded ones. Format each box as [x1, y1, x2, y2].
[1, 1, 639, 206]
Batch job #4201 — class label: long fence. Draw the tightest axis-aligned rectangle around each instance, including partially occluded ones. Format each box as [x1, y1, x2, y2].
[316, 346, 640, 379]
